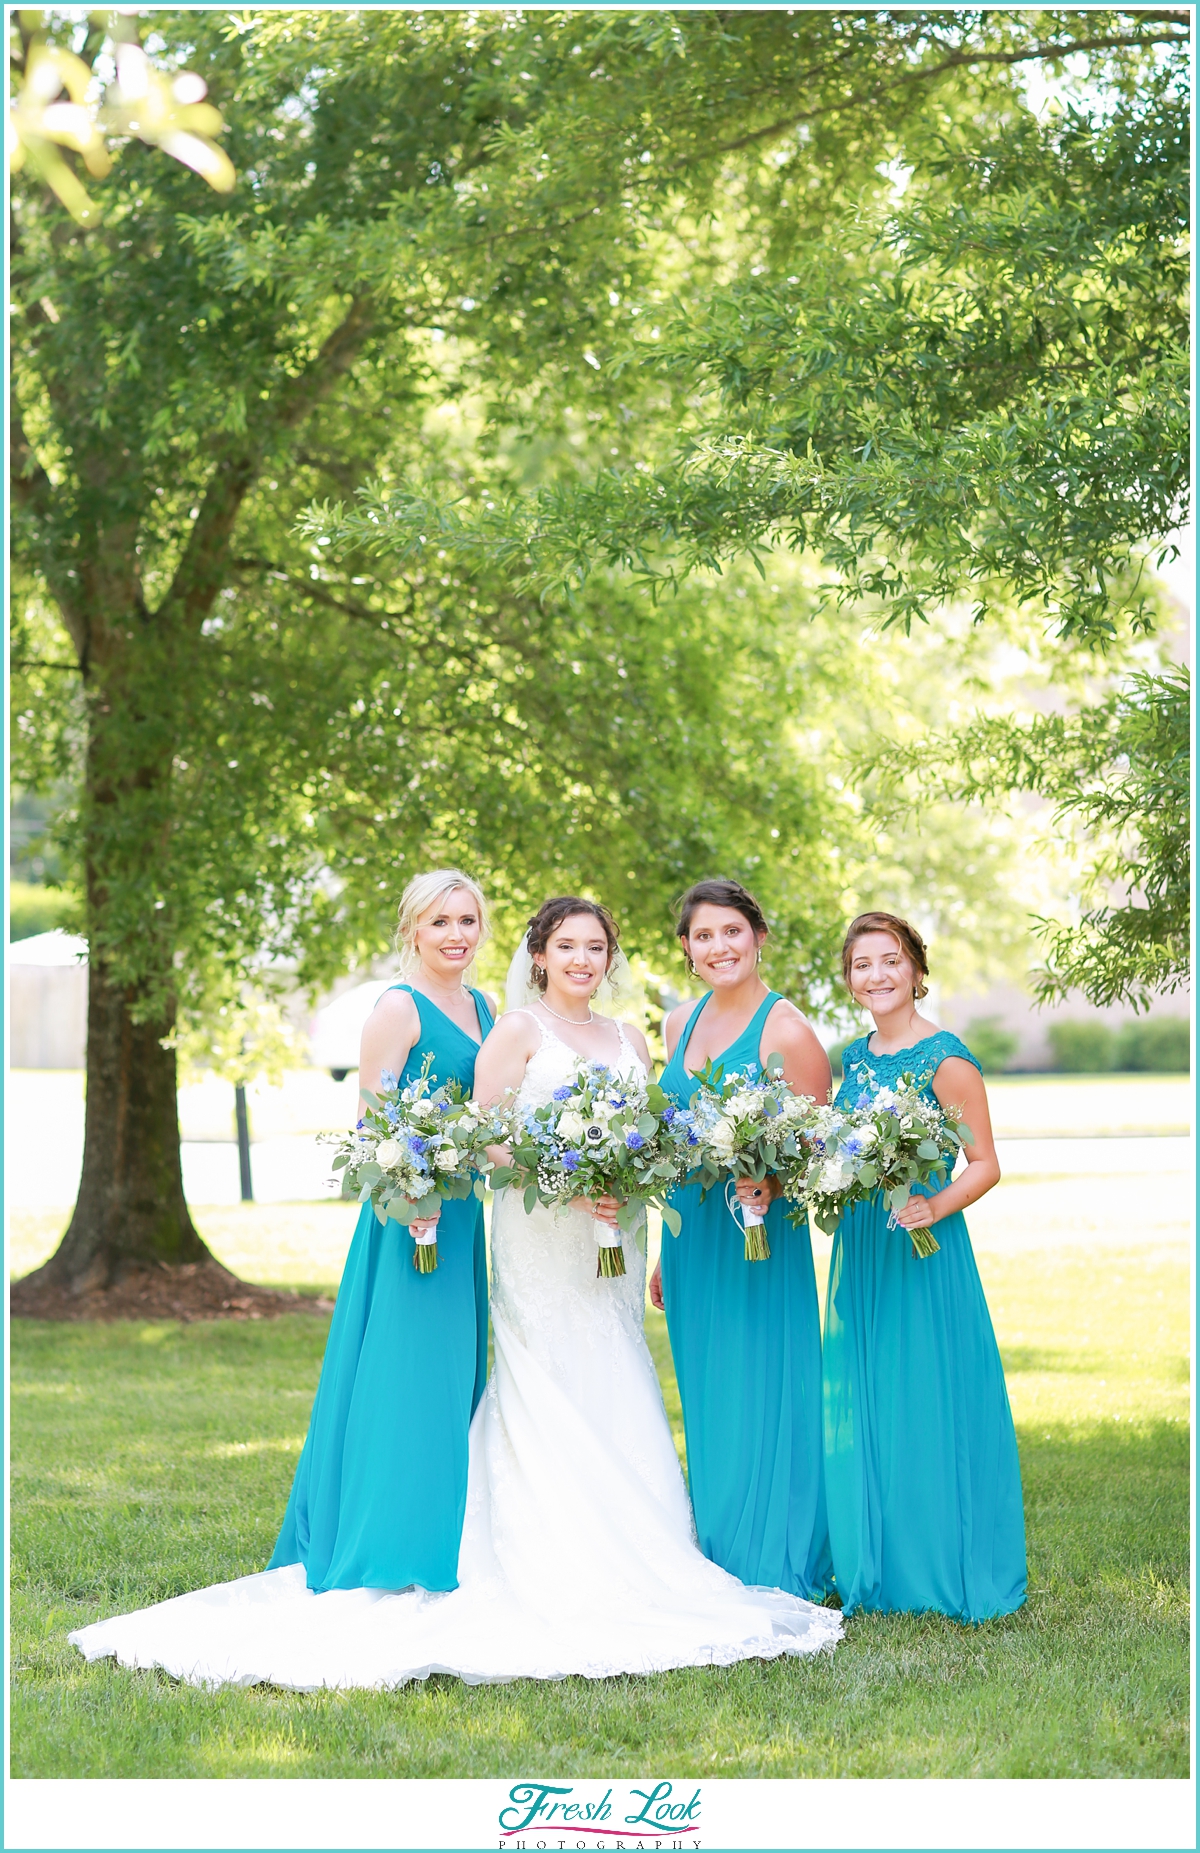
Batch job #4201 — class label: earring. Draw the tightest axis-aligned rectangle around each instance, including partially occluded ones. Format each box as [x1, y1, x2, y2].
[687, 958, 698, 977]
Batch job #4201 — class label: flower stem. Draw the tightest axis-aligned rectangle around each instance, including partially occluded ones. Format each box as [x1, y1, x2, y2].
[744, 1223, 771, 1262]
[412, 1241, 439, 1273]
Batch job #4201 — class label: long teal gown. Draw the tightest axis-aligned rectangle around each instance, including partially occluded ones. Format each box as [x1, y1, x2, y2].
[268, 984, 492, 1594]
[822, 1030, 1027, 1622]
[659, 990, 832, 1599]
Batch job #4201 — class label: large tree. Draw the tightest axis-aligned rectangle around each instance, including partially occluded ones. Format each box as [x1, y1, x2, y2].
[12, 7, 1182, 1297]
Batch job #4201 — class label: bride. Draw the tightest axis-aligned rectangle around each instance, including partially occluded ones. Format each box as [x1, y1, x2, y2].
[69, 895, 841, 1688]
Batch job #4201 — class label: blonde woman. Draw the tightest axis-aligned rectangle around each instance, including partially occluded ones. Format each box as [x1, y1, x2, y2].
[265, 870, 496, 1592]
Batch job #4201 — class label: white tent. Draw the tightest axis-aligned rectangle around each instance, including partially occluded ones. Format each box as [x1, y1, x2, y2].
[9, 931, 89, 1067]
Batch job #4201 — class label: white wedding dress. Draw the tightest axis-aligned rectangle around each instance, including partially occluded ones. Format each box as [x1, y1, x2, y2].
[69, 1018, 841, 1689]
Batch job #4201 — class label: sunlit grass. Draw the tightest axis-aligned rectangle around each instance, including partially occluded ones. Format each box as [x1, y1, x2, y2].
[10, 1240, 1187, 1779]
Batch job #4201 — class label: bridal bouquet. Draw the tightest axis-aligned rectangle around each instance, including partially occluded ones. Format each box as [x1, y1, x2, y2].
[492, 1060, 693, 1277]
[785, 1067, 971, 1259]
[327, 1054, 496, 1273]
[687, 1054, 817, 1260]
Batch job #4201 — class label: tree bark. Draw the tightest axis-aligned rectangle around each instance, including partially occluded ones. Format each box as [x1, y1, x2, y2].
[31, 961, 211, 1292]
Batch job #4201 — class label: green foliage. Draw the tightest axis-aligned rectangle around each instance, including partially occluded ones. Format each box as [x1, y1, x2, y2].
[866, 667, 1189, 1012]
[1115, 1017, 1190, 1074]
[327, 32, 1189, 647]
[11, 6, 1187, 1050]
[965, 1016, 1019, 1074]
[1046, 1019, 1116, 1073]
[10, 1244, 1189, 1777]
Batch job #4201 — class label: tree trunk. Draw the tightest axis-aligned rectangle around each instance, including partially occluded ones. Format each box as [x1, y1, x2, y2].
[19, 603, 217, 1295]
[36, 961, 212, 1292]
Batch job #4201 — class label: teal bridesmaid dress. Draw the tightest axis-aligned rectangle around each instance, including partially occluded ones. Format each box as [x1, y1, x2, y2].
[268, 984, 493, 1593]
[659, 991, 832, 1599]
[822, 1030, 1027, 1622]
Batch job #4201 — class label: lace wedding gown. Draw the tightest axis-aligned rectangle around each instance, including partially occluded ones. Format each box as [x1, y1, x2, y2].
[69, 1018, 842, 1689]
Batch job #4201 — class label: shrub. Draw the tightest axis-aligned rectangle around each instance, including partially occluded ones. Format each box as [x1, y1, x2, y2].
[1046, 1019, 1116, 1073]
[9, 880, 74, 943]
[1115, 1017, 1190, 1073]
[965, 1015, 1019, 1073]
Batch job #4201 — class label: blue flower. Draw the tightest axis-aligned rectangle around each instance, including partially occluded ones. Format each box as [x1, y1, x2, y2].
[562, 1150, 581, 1172]
[408, 1134, 428, 1155]
[380, 1069, 398, 1090]
[686, 1130, 699, 1146]
[552, 1085, 574, 1101]
[661, 1105, 676, 1124]
[355, 1118, 365, 1130]
[843, 1134, 866, 1157]
[855, 1093, 872, 1111]
[625, 1129, 646, 1150]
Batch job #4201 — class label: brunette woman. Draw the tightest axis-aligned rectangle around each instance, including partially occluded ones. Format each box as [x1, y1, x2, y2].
[650, 878, 834, 1599]
[822, 911, 1026, 1620]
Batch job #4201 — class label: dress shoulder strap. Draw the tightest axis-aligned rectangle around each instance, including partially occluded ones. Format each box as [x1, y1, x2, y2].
[921, 1029, 983, 1078]
[673, 992, 711, 1067]
[471, 987, 495, 1033]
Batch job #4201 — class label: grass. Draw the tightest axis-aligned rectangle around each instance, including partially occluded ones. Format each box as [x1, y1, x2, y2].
[10, 1238, 1189, 1780]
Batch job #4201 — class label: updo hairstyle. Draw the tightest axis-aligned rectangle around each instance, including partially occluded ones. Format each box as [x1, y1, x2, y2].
[395, 868, 491, 975]
[675, 878, 770, 943]
[526, 896, 619, 993]
[841, 910, 930, 1000]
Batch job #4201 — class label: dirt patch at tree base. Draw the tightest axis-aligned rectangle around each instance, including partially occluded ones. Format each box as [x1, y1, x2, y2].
[10, 1261, 335, 1324]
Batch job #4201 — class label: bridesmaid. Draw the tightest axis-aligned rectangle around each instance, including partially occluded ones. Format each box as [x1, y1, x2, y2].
[823, 910, 1026, 1621]
[269, 869, 495, 1593]
[650, 878, 834, 1599]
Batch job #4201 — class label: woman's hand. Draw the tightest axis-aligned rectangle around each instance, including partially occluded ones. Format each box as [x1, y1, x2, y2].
[649, 1260, 665, 1312]
[571, 1193, 622, 1227]
[408, 1212, 441, 1238]
[735, 1175, 780, 1208]
[894, 1194, 937, 1231]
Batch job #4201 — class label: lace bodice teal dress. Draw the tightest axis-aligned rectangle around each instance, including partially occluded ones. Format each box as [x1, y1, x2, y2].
[659, 991, 832, 1599]
[269, 984, 492, 1593]
[822, 1029, 1026, 1622]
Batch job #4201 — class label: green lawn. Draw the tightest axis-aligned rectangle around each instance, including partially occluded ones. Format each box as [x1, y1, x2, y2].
[10, 1247, 1189, 1779]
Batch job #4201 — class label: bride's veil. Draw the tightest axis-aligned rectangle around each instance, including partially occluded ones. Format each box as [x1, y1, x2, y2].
[504, 930, 640, 1017]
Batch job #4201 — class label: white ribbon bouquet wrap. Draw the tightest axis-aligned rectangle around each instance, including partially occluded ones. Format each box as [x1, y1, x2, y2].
[492, 1057, 693, 1279]
[687, 1053, 816, 1261]
[326, 1053, 497, 1273]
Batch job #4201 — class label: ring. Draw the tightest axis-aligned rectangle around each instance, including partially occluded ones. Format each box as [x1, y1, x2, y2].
[753, 1188, 762, 1198]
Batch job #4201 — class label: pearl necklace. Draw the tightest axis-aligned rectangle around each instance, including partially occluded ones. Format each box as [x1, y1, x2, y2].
[539, 997, 595, 1026]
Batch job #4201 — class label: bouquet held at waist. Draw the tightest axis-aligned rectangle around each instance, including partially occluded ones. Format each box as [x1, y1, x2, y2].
[491, 1058, 697, 1277]
[784, 1064, 973, 1259]
[685, 1053, 815, 1261]
[327, 1053, 499, 1273]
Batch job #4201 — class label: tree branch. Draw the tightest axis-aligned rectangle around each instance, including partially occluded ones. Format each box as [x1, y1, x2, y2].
[702, 29, 1191, 162]
[159, 295, 379, 634]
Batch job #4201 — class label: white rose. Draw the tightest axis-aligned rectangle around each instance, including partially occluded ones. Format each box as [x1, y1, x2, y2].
[375, 1140, 402, 1168]
[410, 1098, 439, 1123]
[557, 1110, 585, 1141]
[820, 1159, 847, 1192]
[434, 1146, 459, 1171]
[851, 1126, 876, 1150]
[708, 1118, 738, 1154]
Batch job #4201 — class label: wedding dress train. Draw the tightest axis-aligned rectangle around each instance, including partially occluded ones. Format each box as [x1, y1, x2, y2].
[69, 1019, 842, 1689]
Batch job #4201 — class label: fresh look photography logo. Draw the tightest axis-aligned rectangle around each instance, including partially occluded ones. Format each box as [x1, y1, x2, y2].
[498, 1781, 702, 1848]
